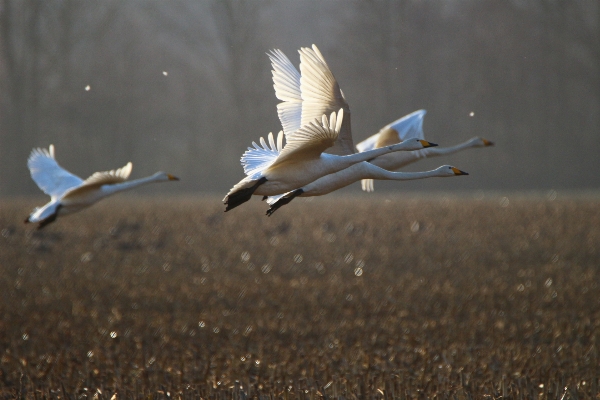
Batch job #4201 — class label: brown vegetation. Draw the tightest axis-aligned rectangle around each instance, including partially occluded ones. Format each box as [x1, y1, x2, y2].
[1, 195, 599, 398]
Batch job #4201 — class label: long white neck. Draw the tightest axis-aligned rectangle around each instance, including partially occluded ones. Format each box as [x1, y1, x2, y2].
[100, 173, 165, 196]
[302, 162, 445, 196]
[323, 140, 423, 172]
[422, 137, 479, 157]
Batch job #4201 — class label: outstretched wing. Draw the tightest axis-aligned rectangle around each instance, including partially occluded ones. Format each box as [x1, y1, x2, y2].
[240, 131, 284, 178]
[268, 50, 302, 136]
[299, 45, 354, 156]
[27, 145, 84, 199]
[356, 110, 427, 153]
[270, 109, 343, 169]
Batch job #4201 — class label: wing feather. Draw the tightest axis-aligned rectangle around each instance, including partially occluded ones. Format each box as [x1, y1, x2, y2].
[80, 162, 132, 186]
[62, 162, 132, 199]
[268, 49, 302, 136]
[240, 131, 283, 177]
[270, 109, 343, 168]
[299, 45, 354, 155]
[356, 110, 427, 153]
[27, 145, 84, 199]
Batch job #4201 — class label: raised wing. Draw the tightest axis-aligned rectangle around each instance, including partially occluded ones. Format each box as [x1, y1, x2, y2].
[27, 145, 84, 199]
[386, 109, 426, 141]
[356, 110, 427, 153]
[270, 109, 343, 169]
[299, 45, 354, 156]
[268, 50, 302, 136]
[62, 162, 132, 199]
[240, 131, 284, 177]
[80, 162, 132, 186]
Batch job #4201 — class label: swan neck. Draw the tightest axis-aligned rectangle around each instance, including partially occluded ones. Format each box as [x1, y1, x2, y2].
[426, 139, 474, 156]
[380, 169, 440, 181]
[103, 174, 162, 194]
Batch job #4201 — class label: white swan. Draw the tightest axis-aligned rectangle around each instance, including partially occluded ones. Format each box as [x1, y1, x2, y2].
[223, 109, 437, 211]
[25, 145, 179, 229]
[356, 110, 493, 191]
[265, 163, 468, 216]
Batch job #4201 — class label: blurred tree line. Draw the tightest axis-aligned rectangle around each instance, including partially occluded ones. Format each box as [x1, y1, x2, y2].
[0, 0, 598, 196]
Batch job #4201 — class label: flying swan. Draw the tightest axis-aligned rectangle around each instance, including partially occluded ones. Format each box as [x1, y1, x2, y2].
[223, 45, 439, 211]
[25, 144, 179, 229]
[356, 109, 494, 192]
[223, 109, 437, 211]
[264, 163, 468, 216]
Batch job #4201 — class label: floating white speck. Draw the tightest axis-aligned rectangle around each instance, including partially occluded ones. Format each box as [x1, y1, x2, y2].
[469, 111, 475, 117]
[85, 85, 91, 91]
[162, 71, 168, 76]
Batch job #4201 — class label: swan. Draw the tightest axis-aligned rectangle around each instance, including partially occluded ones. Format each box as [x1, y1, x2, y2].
[355, 110, 494, 191]
[25, 145, 179, 229]
[223, 109, 437, 211]
[265, 163, 468, 216]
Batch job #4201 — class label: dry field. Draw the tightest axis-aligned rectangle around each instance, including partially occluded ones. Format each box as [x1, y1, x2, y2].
[0, 195, 599, 399]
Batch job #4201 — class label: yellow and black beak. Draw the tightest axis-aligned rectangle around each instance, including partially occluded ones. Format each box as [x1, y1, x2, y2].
[451, 167, 469, 176]
[419, 140, 438, 148]
[482, 139, 494, 146]
[167, 174, 180, 181]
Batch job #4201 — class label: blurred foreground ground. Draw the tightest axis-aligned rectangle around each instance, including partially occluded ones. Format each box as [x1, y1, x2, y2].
[1, 195, 599, 399]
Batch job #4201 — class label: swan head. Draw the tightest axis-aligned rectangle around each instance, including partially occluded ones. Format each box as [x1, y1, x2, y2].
[435, 165, 469, 177]
[469, 137, 494, 147]
[152, 171, 180, 181]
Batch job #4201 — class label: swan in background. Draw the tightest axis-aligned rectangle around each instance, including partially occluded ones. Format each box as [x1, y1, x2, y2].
[25, 144, 179, 229]
[223, 109, 437, 211]
[265, 163, 468, 216]
[356, 109, 494, 191]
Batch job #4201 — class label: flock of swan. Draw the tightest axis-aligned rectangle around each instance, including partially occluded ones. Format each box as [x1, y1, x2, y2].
[25, 44, 492, 229]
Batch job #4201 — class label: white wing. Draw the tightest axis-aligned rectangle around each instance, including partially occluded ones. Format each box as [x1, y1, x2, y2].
[63, 162, 132, 199]
[299, 45, 354, 156]
[80, 162, 132, 186]
[271, 109, 343, 168]
[389, 109, 426, 141]
[27, 145, 83, 199]
[268, 50, 302, 136]
[240, 131, 284, 177]
[356, 110, 427, 153]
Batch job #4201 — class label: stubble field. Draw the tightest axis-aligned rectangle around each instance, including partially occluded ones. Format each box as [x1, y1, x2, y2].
[0, 195, 599, 399]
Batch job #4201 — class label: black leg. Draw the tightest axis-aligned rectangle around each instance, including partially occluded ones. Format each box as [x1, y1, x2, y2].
[36, 205, 62, 230]
[224, 177, 267, 212]
[266, 189, 304, 217]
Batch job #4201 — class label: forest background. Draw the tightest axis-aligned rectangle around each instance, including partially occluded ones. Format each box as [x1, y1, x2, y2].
[0, 0, 598, 196]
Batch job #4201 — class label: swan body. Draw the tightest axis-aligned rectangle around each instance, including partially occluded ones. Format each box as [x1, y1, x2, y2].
[25, 145, 179, 229]
[223, 109, 437, 211]
[355, 110, 494, 191]
[265, 164, 468, 216]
